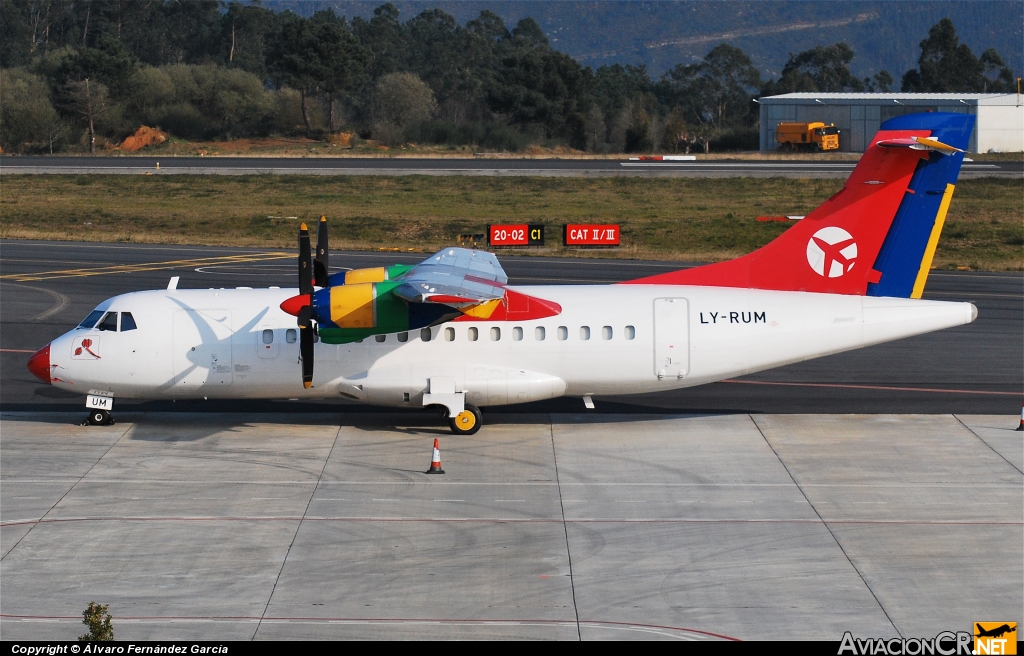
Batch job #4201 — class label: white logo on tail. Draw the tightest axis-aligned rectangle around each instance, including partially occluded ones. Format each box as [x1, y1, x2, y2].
[807, 227, 857, 278]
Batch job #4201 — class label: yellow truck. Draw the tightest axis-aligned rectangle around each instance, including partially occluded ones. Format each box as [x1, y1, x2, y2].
[776, 122, 840, 151]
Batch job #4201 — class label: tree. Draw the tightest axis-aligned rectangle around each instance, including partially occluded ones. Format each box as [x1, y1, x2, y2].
[79, 602, 113, 641]
[220, 2, 277, 78]
[864, 70, 894, 93]
[0, 68, 64, 153]
[268, 11, 365, 132]
[373, 71, 436, 144]
[352, 3, 406, 81]
[54, 39, 136, 151]
[899, 18, 1011, 92]
[769, 43, 865, 93]
[980, 48, 1016, 92]
[661, 44, 761, 132]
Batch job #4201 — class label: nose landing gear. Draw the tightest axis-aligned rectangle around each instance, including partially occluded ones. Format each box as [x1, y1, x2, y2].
[84, 409, 114, 426]
[82, 391, 115, 426]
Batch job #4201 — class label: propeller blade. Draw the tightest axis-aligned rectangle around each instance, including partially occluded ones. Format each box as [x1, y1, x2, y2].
[300, 325, 314, 389]
[298, 223, 313, 295]
[314, 215, 329, 287]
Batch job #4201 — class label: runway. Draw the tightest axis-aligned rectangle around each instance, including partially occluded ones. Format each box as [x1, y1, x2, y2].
[1, 240, 1020, 415]
[1, 155, 1021, 178]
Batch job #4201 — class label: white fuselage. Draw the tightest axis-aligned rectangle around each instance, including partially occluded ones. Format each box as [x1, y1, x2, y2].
[48, 284, 976, 408]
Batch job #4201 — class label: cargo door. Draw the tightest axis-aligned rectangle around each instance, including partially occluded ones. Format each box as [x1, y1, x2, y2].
[653, 298, 689, 379]
[173, 310, 233, 387]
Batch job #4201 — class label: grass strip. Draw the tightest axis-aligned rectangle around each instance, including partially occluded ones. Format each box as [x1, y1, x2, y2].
[1, 175, 1020, 270]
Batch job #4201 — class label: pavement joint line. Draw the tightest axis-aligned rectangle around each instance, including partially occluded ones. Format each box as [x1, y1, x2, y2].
[254, 423, 342, 640]
[0, 419, 134, 561]
[952, 414, 1024, 476]
[0, 614, 739, 638]
[3, 477, 1019, 488]
[4, 517, 1019, 526]
[549, 418, 582, 641]
[748, 413, 904, 639]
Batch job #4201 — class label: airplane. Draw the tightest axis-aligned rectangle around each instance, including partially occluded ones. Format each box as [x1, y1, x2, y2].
[975, 624, 1015, 639]
[27, 112, 978, 435]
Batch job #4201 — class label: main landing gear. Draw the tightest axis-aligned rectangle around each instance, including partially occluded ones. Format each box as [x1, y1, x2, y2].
[448, 404, 482, 435]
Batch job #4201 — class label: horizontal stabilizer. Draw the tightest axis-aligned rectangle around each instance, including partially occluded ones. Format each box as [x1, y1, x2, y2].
[877, 136, 963, 155]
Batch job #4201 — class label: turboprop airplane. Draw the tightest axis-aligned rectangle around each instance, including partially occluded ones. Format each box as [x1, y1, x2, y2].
[28, 112, 978, 435]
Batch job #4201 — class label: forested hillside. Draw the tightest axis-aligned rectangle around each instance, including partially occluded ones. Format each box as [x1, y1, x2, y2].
[0, 0, 1017, 155]
[269, 1, 1024, 78]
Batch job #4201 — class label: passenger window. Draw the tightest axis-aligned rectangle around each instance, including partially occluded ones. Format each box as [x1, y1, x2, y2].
[490, 327, 501, 341]
[97, 312, 118, 332]
[445, 327, 455, 342]
[535, 326, 546, 341]
[557, 326, 567, 340]
[121, 312, 138, 332]
[262, 329, 274, 344]
[397, 332, 408, 342]
[512, 326, 523, 341]
[602, 326, 612, 340]
[374, 334, 387, 343]
[580, 326, 591, 340]
[625, 325, 636, 340]
[421, 328, 432, 342]
[286, 329, 297, 343]
[468, 327, 478, 341]
[78, 310, 105, 329]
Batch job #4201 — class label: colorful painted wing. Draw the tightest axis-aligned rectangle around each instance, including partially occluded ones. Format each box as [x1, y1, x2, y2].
[392, 248, 508, 307]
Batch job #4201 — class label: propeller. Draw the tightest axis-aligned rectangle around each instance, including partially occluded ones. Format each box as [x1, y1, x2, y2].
[314, 215, 329, 287]
[292, 220, 328, 389]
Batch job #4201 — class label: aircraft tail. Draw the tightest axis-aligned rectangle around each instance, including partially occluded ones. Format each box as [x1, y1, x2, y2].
[625, 112, 974, 298]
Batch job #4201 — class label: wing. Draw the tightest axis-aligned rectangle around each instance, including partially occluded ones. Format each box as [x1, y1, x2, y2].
[391, 248, 508, 307]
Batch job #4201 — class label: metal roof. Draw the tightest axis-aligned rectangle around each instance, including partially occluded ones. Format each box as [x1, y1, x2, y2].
[760, 93, 1019, 104]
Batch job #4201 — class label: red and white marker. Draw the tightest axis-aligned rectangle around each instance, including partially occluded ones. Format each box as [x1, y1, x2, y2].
[1016, 400, 1024, 431]
[426, 438, 445, 474]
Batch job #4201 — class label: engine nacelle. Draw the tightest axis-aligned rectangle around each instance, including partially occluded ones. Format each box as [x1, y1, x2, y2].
[312, 281, 458, 344]
[325, 264, 414, 287]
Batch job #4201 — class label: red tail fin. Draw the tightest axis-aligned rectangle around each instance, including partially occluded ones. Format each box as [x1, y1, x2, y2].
[624, 128, 932, 295]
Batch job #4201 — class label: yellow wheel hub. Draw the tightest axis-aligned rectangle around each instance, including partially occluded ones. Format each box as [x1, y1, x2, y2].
[454, 410, 476, 429]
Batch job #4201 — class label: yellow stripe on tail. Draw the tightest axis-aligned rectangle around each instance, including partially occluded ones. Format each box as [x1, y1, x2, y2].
[910, 183, 955, 299]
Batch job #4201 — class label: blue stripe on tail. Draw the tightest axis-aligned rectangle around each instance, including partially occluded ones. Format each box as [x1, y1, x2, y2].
[867, 112, 974, 298]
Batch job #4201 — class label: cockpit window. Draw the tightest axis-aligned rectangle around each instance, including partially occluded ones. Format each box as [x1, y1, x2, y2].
[121, 312, 137, 331]
[96, 312, 118, 332]
[78, 310, 105, 329]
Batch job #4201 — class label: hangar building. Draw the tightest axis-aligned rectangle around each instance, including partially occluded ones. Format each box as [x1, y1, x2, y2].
[758, 93, 1023, 153]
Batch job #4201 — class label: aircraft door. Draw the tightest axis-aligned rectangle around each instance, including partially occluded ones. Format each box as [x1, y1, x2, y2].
[173, 310, 233, 387]
[653, 298, 689, 379]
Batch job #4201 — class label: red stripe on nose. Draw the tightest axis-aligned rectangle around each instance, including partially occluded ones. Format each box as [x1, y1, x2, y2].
[27, 344, 51, 384]
[280, 294, 310, 317]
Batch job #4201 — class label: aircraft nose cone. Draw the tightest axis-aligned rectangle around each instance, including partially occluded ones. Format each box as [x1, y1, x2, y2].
[27, 344, 51, 384]
[280, 294, 310, 317]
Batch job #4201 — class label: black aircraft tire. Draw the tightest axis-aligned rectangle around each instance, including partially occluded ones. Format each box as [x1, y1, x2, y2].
[448, 404, 482, 435]
[88, 410, 111, 426]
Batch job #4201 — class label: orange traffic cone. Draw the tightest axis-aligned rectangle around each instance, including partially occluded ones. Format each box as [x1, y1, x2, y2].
[1016, 400, 1024, 431]
[426, 438, 445, 474]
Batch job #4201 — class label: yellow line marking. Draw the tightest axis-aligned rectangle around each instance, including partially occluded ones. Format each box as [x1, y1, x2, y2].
[911, 183, 955, 299]
[1, 252, 293, 282]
